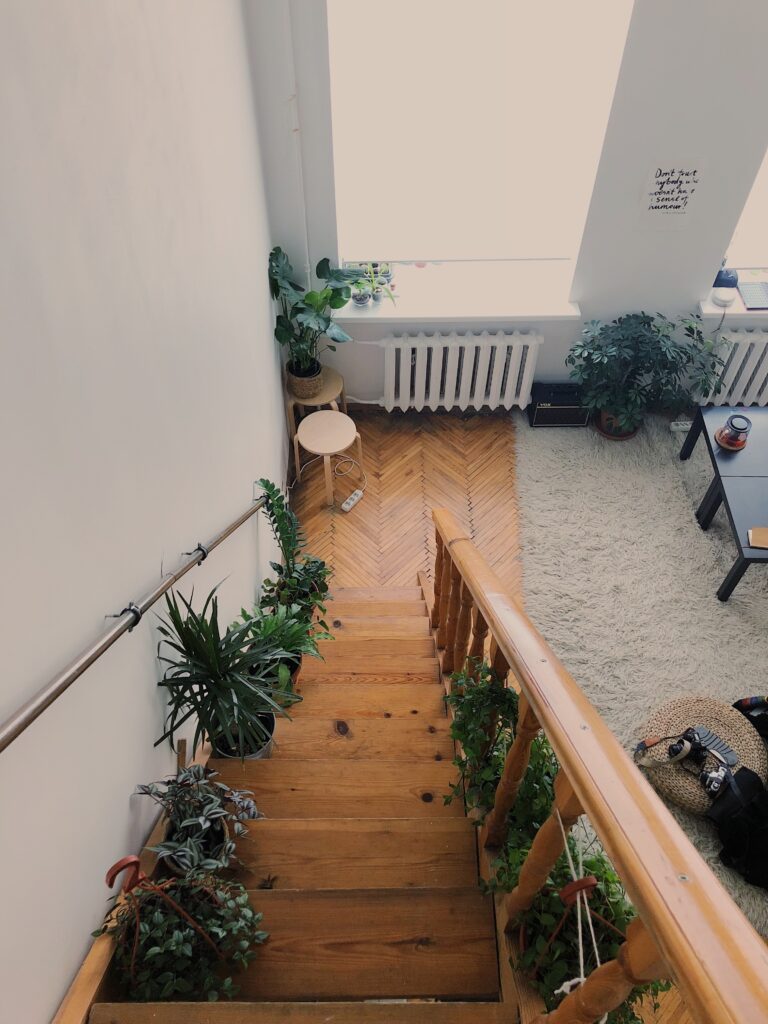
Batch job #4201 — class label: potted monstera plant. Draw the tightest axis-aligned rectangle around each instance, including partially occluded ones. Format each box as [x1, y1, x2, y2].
[566, 312, 725, 439]
[268, 247, 360, 399]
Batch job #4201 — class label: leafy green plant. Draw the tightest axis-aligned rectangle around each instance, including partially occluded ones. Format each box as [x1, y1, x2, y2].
[444, 661, 520, 814]
[96, 867, 267, 1001]
[515, 842, 669, 1024]
[155, 586, 301, 759]
[235, 602, 329, 686]
[444, 661, 668, 1022]
[355, 262, 396, 304]
[268, 247, 359, 376]
[566, 312, 725, 433]
[257, 479, 332, 628]
[137, 765, 259, 873]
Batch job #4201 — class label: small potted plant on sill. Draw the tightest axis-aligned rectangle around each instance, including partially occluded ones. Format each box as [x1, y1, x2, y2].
[155, 586, 301, 761]
[268, 246, 359, 399]
[565, 312, 725, 440]
[356, 262, 395, 307]
[352, 283, 372, 306]
[95, 856, 268, 1002]
[136, 764, 260, 875]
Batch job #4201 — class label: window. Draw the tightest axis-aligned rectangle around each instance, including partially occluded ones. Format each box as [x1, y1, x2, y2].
[327, 0, 633, 265]
[727, 145, 768, 268]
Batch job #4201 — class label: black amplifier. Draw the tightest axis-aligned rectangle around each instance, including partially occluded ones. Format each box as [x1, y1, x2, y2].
[527, 382, 589, 427]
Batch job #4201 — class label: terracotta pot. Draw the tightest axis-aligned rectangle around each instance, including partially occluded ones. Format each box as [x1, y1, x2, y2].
[595, 409, 640, 440]
[287, 361, 323, 399]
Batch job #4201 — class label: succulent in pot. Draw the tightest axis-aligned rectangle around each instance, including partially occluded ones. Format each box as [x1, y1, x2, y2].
[268, 247, 359, 398]
[355, 261, 396, 306]
[352, 284, 372, 306]
[155, 586, 301, 761]
[377, 262, 393, 282]
[95, 856, 267, 1002]
[137, 764, 260, 874]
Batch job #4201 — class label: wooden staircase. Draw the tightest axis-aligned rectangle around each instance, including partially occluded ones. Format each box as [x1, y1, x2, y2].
[90, 586, 505, 1021]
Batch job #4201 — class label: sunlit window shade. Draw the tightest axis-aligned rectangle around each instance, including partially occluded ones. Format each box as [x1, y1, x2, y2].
[327, 0, 632, 263]
[728, 146, 768, 268]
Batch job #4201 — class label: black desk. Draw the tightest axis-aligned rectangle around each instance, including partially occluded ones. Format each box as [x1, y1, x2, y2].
[680, 407, 768, 600]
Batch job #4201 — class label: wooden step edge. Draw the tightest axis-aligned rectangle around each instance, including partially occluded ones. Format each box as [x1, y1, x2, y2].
[329, 587, 424, 600]
[90, 1003, 509, 1023]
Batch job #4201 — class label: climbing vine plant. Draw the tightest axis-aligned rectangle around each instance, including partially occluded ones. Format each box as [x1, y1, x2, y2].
[445, 662, 669, 1024]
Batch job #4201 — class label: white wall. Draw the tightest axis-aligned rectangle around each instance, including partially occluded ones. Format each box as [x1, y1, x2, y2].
[0, 3, 286, 1020]
[573, 0, 768, 317]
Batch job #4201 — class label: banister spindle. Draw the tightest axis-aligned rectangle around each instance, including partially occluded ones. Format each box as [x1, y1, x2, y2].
[436, 546, 452, 649]
[489, 636, 510, 684]
[451, 581, 473, 677]
[468, 604, 488, 678]
[441, 559, 462, 673]
[505, 769, 583, 929]
[484, 693, 540, 847]
[533, 918, 668, 1024]
[431, 533, 444, 629]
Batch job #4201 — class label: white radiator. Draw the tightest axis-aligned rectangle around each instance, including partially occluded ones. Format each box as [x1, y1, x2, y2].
[382, 331, 542, 413]
[708, 330, 768, 406]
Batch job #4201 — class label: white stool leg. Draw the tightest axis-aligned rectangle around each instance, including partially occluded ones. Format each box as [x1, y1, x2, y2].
[323, 454, 334, 507]
[341, 386, 348, 414]
[355, 432, 364, 477]
[330, 399, 339, 411]
[293, 435, 302, 482]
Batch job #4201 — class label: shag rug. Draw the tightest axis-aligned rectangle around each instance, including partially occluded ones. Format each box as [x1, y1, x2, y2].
[514, 413, 768, 935]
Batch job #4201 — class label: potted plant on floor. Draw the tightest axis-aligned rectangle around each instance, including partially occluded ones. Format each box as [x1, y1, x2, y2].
[236, 600, 329, 691]
[155, 586, 301, 761]
[136, 764, 260, 874]
[258, 479, 333, 633]
[268, 246, 359, 399]
[95, 856, 268, 1002]
[565, 312, 725, 439]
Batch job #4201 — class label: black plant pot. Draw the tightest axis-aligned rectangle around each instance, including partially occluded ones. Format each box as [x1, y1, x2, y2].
[213, 713, 276, 761]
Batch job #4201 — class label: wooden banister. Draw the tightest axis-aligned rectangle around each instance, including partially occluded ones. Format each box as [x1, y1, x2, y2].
[433, 508, 768, 1024]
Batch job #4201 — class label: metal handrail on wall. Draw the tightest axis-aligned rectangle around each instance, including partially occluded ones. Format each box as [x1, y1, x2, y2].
[0, 496, 266, 756]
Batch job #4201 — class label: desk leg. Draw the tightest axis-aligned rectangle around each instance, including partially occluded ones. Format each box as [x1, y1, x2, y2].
[679, 408, 703, 460]
[696, 477, 722, 530]
[717, 557, 749, 602]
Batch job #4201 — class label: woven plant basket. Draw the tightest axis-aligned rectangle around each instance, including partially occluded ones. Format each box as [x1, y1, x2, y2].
[639, 695, 768, 815]
[287, 363, 323, 399]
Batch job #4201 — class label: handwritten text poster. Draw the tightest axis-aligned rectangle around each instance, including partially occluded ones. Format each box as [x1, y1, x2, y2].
[646, 166, 700, 215]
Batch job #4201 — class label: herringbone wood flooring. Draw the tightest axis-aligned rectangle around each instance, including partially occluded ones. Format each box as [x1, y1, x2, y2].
[292, 407, 521, 597]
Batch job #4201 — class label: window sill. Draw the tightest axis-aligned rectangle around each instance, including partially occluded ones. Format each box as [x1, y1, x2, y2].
[700, 289, 768, 320]
[335, 260, 581, 324]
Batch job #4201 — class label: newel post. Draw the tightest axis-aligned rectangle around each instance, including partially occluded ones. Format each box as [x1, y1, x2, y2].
[533, 918, 668, 1024]
[484, 693, 540, 848]
[505, 769, 583, 930]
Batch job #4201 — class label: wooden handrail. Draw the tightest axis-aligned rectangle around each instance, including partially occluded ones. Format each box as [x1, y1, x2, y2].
[433, 508, 768, 1024]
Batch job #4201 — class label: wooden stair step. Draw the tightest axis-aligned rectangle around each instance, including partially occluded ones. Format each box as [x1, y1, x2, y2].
[327, 615, 431, 637]
[236, 818, 478, 890]
[238, 888, 499, 1000]
[291, 682, 446, 718]
[316, 638, 435, 658]
[209, 759, 461, 818]
[303, 655, 438, 678]
[91, 1002, 508, 1023]
[330, 587, 424, 601]
[273, 716, 453, 760]
[298, 672, 439, 686]
[327, 599, 427, 618]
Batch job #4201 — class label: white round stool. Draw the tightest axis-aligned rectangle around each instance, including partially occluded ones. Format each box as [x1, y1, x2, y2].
[294, 410, 364, 507]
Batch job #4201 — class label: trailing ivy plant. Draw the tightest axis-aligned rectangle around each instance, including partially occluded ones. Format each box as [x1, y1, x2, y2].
[96, 870, 267, 1001]
[444, 661, 668, 1023]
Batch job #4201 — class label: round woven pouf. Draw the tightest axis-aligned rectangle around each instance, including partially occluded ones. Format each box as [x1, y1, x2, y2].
[639, 695, 768, 815]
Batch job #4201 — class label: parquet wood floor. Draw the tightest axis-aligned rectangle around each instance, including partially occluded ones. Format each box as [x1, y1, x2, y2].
[291, 406, 522, 596]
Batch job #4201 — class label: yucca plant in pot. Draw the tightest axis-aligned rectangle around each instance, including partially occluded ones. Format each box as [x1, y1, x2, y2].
[155, 587, 301, 761]
[137, 764, 260, 875]
[268, 246, 360, 399]
[566, 312, 725, 439]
